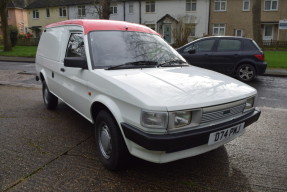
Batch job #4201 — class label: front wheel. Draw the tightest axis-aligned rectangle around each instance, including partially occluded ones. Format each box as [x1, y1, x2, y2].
[236, 64, 256, 82]
[42, 81, 58, 110]
[95, 110, 129, 171]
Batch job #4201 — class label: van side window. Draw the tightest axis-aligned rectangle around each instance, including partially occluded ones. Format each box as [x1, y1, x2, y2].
[66, 33, 86, 57]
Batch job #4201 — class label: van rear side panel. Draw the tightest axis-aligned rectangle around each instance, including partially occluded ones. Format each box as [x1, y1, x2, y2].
[37, 27, 66, 62]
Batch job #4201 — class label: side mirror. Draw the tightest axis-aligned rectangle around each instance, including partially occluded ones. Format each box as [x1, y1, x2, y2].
[188, 49, 196, 54]
[64, 57, 88, 70]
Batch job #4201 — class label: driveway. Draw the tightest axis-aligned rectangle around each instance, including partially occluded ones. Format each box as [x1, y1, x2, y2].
[0, 85, 286, 192]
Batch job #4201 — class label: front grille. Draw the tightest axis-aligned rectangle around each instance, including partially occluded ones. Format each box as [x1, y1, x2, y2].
[201, 103, 245, 124]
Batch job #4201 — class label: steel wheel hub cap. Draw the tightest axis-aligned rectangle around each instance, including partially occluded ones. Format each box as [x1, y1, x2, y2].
[44, 87, 49, 104]
[99, 123, 112, 159]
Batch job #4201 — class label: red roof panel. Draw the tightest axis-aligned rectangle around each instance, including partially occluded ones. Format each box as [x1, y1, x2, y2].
[46, 19, 159, 35]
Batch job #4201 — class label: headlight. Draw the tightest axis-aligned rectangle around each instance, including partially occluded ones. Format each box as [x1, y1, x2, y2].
[141, 110, 168, 129]
[174, 111, 192, 128]
[244, 96, 255, 111]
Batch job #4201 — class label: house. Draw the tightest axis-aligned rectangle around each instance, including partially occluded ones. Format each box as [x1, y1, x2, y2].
[68, 0, 210, 44]
[25, 0, 210, 43]
[209, 0, 287, 41]
[0, 0, 29, 37]
[25, 0, 72, 37]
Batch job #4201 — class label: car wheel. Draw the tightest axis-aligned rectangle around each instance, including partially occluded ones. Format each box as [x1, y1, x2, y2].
[95, 110, 129, 171]
[42, 81, 58, 110]
[236, 64, 256, 82]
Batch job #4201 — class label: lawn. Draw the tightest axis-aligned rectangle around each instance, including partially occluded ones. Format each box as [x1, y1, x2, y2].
[0, 45, 37, 57]
[264, 51, 287, 69]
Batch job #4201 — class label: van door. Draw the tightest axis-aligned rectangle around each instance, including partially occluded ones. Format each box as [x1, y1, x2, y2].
[57, 32, 91, 119]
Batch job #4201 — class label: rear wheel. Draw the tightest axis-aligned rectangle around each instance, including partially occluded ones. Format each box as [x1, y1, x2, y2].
[236, 64, 256, 82]
[42, 81, 58, 110]
[95, 110, 129, 171]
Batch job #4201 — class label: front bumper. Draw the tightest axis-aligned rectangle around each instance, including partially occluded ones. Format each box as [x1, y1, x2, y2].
[122, 108, 261, 153]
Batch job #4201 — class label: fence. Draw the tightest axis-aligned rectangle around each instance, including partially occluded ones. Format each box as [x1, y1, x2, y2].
[263, 40, 287, 49]
[16, 38, 40, 46]
[0, 38, 39, 46]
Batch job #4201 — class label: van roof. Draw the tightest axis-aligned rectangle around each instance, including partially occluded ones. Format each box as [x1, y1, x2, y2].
[45, 19, 159, 35]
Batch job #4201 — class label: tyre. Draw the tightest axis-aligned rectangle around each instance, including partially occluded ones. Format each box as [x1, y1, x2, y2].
[42, 81, 58, 110]
[236, 64, 256, 82]
[95, 110, 129, 171]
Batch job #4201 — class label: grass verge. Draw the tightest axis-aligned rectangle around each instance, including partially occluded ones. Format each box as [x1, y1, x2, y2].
[265, 51, 287, 69]
[0, 45, 37, 57]
[0, 46, 286, 69]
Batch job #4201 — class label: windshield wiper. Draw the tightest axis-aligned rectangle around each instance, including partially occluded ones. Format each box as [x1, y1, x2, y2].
[157, 59, 188, 67]
[107, 61, 158, 70]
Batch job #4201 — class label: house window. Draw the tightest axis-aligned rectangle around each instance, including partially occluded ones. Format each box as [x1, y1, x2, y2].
[46, 8, 50, 18]
[264, 0, 278, 11]
[78, 5, 86, 17]
[110, 5, 118, 14]
[146, 24, 155, 30]
[146, 1, 155, 13]
[264, 25, 273, 37]
[186, 0, 197, 11]
[185, 24, 196, 36]
[32, 10, 39, 19]
[243, 0, 250, 11]
[129, 3, 134, 14]
[214, 0, 227, 11]
[213, 24, 225, 36]
[190, 26, 196, 36]
[235, 29, 243, 37]
[59, 7, 67, 17]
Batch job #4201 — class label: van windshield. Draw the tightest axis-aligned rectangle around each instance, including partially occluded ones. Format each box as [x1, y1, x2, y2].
[88, 31, 186, 69]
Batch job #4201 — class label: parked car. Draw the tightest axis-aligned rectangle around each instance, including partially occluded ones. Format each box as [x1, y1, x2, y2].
[177, 36, 267, 82]
[35, 20, 260, 171]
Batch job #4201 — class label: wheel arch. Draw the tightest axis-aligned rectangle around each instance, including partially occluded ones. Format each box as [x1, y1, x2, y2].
[90, 96, 124, 126]
[39, 70, 48, 82]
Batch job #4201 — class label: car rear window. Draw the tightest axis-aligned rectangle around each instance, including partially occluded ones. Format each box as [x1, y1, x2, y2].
[217, 39, 242, 51]
[244, 40, 262, 51]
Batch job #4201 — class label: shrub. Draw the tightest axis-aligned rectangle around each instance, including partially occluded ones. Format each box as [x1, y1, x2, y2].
[9, 26, 19, 47]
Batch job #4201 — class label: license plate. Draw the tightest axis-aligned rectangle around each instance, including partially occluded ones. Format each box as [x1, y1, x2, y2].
[208, 123, 245, 145]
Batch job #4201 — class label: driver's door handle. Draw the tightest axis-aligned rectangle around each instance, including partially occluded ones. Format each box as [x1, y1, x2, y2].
[60, 68, 65, 72]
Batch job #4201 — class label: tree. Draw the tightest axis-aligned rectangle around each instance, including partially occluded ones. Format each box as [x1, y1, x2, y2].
[0, 0, 12, 51]
[94, 0, 111, 19]
[252, 0, 263, 47]
[173, 15, 196, 48]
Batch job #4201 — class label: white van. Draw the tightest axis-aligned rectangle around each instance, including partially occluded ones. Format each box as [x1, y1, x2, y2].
[35, 19, 261, 170]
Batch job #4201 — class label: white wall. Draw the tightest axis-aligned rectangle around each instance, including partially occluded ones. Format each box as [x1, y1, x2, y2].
[69, 5, 99, 19]
[140, 0, 209, 38]
[68, 0, 210, 40]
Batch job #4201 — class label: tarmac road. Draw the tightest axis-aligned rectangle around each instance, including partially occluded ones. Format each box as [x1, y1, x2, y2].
[0, 85, 286, 192]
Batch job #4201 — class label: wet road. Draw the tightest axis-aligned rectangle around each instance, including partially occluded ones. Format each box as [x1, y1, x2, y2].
[247, 76, 287, 109]
[0, 61, 287, 191]
[0, 85, 286, 192]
